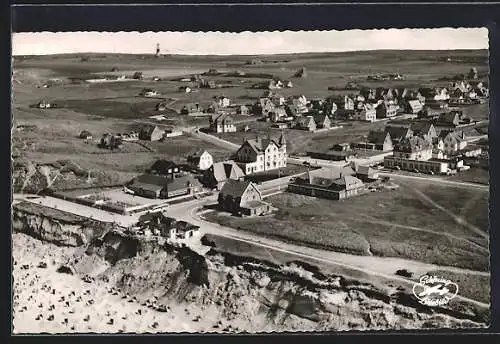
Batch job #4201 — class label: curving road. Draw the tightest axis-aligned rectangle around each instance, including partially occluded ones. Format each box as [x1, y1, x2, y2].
[166, 198, 490, 309]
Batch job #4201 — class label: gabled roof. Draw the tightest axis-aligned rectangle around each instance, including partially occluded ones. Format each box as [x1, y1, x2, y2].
[357, 165, 373, 176]
[307, 166, 355, 185]
[368, 130, 390, 145]
[242, 134, 283, 154]
[410, 121, 435, 135]
[220, 179, 253, 199]
[385, 126, 413, 141]
[140, 124, 160, 136]
[437, 112, 460, 125]
[297, 116, 315, 127]
[394, 136, 432, 153]
[438, 130, 465, 142]
[150, 160, 179, 174]
[333, 175, 364, 191]
[408, 100, 422, 108]
[211, 161, 245, 182]
[313, 114, 330, 123]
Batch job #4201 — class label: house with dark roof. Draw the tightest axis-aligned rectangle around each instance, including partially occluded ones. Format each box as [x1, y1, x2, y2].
[79, 130, 93, 140]
[218, 180, 273, 216]
[410, 121, 437, 141]
[99, 133, 123, 150]
[401, 99, 423, 114]
[375, 101, 398, 119]
[269, 107, 289, 123]
[180, 103, 204, 116]
[366, 130, 393, 151]
[295, 116, 317, 131]
[356, 165, 379, 182]
[149, 160, 181, 177]
[235, 132, 287, 174]
[209, 113, 236, 133]
[313, 114, 331, 129]
[126, 174, 201, 199]
[308, 143, 357, 162]
[201, 160, 245, 190]
[187, 150, 213, 171]
[433, 111, 464, 132]
[385, 126, 414, 143]
[355, 103, 377, 122]
[288, 166, 366, 200]
[439, 130, 468, 156]
[139, 125, 165, 141]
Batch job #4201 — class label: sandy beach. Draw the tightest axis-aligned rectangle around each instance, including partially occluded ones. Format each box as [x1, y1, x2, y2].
[12, 233, 222, 334]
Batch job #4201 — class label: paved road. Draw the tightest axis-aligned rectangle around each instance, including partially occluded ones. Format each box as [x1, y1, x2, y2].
[166, 200, 489, 308]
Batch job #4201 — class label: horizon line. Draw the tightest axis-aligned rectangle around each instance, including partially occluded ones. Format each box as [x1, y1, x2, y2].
[13, 47, 489, 57]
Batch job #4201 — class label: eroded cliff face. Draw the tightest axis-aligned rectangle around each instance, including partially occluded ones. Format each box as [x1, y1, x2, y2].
[12, 205, 111, 247]
[12, 207, 489, 332]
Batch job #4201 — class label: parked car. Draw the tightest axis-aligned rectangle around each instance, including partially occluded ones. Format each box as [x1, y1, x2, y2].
[395, 269, 413, 278]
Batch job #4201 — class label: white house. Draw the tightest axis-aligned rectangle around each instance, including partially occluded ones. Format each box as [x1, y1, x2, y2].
[215, 96, 231, 108]
[187, 150, 214, 171]
[235, 132, 287, 174]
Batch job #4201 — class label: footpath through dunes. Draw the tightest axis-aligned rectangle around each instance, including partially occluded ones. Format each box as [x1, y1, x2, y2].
[12, 231, 489, 334]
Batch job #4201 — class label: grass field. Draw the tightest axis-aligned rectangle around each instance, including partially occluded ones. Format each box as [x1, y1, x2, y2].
[205, 182, 489, 271]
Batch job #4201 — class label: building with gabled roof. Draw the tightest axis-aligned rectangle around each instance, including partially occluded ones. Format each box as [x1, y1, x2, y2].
[187, 150, 213, 171]
[201, 160, 245, 190]
[149, 159, 181, 177]
[139, 124, 165, 141]
[295, 116, 316, 131]
[234, 131, 287, 175]
[385, 126, 414, 143]
[218, 180, 273, 216]
[209, 113, 236, 133]
[126, 174, 201, 199]
[410, 121, 437, 140]
[313, 114, 331, 129]
[288, 166, 366, 200]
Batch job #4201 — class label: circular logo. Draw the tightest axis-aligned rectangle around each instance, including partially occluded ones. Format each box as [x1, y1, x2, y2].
[412, 275, 459, 306]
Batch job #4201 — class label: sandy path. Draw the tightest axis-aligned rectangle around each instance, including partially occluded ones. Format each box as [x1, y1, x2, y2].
[11, 233, 220, 334]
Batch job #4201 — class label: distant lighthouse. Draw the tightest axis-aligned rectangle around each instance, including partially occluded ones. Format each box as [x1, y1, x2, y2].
[155, 43, 160, 57]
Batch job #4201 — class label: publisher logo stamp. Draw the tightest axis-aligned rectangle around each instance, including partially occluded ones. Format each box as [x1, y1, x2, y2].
[412, 275, 459, 306]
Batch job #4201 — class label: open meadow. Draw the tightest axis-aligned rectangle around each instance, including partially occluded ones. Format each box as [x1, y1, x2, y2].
[204, 182, 489, 272]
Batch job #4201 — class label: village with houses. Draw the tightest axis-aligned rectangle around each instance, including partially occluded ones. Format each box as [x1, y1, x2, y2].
[12, 44, 491, 333]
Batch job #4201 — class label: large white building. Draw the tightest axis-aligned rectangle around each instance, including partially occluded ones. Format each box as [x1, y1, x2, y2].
[234, 132, 287, 174]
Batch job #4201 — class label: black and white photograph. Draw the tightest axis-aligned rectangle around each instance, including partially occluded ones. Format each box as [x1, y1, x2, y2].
[11, 28, 490, 333]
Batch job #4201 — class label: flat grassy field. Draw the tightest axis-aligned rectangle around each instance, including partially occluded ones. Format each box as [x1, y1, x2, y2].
[205, 182, 489, 271]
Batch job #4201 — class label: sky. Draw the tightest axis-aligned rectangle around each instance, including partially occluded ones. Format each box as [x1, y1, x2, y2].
[12, 29, 489, 56]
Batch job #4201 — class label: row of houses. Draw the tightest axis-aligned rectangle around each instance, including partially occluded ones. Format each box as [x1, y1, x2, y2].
[381, 110, 482, 174]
